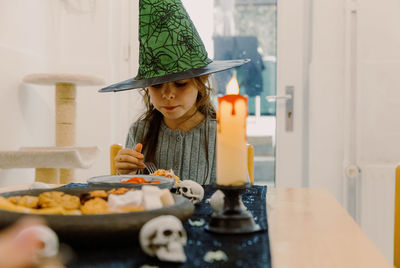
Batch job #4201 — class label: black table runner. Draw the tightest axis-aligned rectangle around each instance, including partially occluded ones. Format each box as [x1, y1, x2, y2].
[60, 184, 271, 268]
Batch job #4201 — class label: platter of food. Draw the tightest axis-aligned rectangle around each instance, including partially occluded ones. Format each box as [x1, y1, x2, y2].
[87, 174, 176, 189]
[0, 186, 194, 243]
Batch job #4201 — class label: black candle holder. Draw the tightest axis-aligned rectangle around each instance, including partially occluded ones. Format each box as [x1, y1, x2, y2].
[205, 184, 261, 234]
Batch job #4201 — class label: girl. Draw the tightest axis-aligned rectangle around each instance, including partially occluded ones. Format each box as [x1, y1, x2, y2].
[115, 75, 217, 184]
[99, 0, 248, 184]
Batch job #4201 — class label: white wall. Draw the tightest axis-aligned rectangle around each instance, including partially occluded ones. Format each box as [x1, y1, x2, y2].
[0, 0, 141, 185]
[355, 0, 400, 260]
[0, 0, 54, 184]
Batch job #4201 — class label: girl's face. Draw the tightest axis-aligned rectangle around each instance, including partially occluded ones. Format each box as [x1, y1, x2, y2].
[148, 78, 199, 121]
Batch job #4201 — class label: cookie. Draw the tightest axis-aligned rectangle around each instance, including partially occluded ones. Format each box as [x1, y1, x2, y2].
[38, 191, 80, 210]
[80, 197, 109, 214]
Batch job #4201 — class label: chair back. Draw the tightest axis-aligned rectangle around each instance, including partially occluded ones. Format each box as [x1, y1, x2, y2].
[395, 165, 400, 267]
[247, 144, 254, 185]
[110, 144, 122, 175]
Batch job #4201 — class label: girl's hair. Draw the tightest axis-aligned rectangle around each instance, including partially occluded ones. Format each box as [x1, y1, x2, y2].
[139, 75, 216, 163]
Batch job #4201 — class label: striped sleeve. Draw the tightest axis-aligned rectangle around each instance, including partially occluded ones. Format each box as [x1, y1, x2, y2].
[124, 120, 148, 149]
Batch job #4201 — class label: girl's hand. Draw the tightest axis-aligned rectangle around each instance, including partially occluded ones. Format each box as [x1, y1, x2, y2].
[114, 143, 146, 174]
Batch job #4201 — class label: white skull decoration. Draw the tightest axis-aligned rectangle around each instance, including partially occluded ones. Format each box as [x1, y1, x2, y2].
[209, 189, 225, 212]
[139, 215, 187, 263]
[177, 180, 204, 204]
[17, 225, 59, 258]
[209, 190, 247, 213]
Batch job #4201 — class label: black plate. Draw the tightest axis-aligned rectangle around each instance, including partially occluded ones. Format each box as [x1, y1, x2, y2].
[0, 187, 194, 244]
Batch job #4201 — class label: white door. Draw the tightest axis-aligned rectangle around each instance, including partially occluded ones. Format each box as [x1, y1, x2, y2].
[275, 0, 310, 187]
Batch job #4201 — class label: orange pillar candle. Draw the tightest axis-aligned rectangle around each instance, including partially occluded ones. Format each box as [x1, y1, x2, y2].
[217, 88, 248, 186]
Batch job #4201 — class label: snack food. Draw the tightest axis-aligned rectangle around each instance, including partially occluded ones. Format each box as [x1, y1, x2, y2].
[107, 187, 130, 195]
[151, 169, 181, 187]
[38, 191, 80, 210]
[8, 195, 39, 208]
[0, 187, 174, 215]
[80, 197, 109, 214]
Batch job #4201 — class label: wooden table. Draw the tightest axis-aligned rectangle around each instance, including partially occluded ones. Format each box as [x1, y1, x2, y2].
[0, 185, 393, 267]
[267, 188, 393, 268]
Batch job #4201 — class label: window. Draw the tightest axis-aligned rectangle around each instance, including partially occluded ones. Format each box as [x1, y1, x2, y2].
[185, 0, 277, 184]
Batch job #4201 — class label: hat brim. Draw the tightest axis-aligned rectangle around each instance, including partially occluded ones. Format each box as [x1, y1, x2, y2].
[98, 59, 250, 93]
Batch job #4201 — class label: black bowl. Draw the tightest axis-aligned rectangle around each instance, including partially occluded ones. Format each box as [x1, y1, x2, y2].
[0, 186, 194, 245]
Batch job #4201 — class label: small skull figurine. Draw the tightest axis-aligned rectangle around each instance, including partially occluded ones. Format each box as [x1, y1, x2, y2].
[139, 215, 187, 263]
[209, 190, 247, 213]
[17, 225, 59, 258]
[209, 189, 225, 212]
[177, 180, 204, 204]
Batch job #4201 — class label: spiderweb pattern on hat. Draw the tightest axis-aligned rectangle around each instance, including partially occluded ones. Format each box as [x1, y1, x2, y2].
[137, 0, 212, 80]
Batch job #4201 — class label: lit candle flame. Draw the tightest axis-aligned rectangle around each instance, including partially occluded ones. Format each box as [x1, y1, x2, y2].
[225, 74, 239, 95]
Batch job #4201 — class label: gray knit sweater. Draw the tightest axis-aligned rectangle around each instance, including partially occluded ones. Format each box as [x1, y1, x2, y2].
[125, 117, 217, 184]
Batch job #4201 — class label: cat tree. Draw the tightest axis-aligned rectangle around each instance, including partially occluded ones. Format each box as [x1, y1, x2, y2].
[0, 73, 104, 184]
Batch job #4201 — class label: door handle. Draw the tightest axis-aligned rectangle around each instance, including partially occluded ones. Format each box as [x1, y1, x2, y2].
[344, 164, 361, 179]
[265, 94, 292, 102]
[266, 86, 294, 131]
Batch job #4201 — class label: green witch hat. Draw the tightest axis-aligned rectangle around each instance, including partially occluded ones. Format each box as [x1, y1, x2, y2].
[99, 0, 249, 92]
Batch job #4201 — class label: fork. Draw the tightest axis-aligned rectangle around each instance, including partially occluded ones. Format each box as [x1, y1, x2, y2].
[145, 162, 157, 174]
